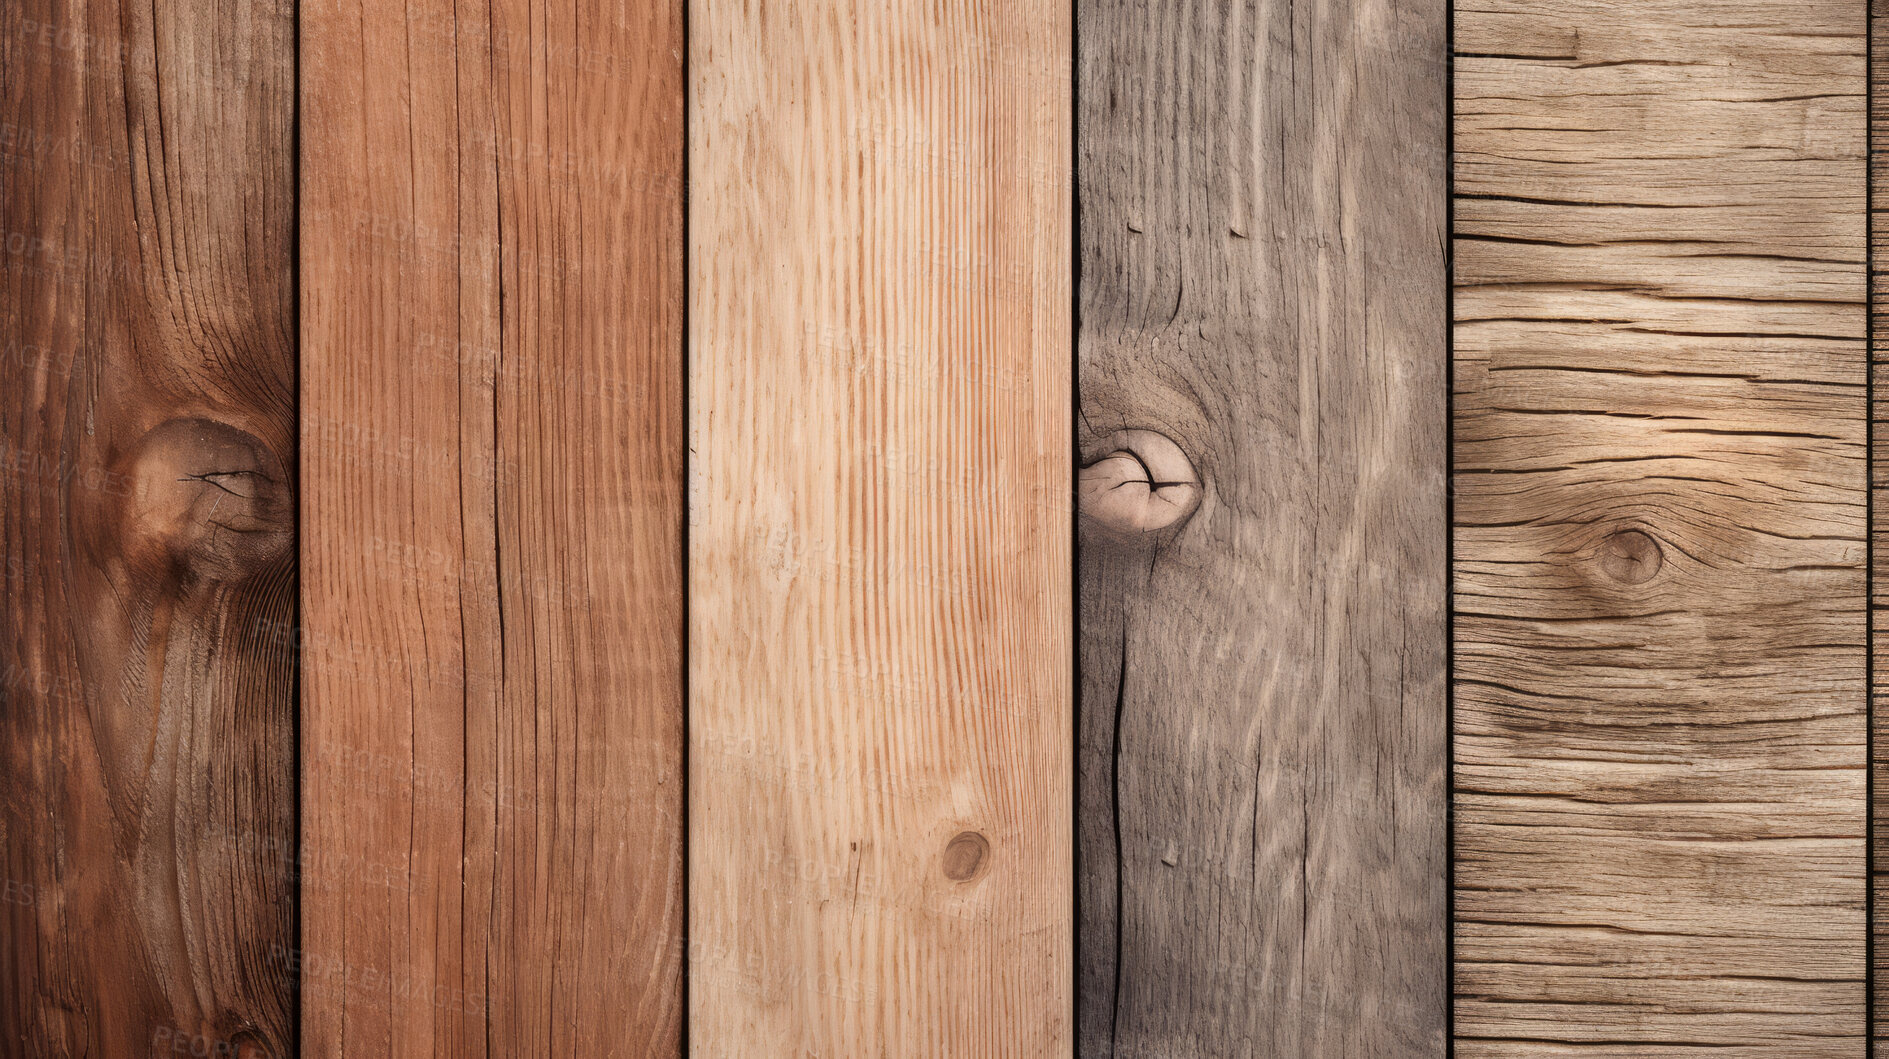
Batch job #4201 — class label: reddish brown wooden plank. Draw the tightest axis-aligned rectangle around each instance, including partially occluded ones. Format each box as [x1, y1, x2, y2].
[299, 0, 686, 1051]
[0, 0, 297, 1053]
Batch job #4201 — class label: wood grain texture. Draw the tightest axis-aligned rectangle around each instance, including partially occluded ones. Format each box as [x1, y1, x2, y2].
[300, 0, 685, 1052]
[1875, 0, 1889, 1046]
[688, 0, 1072, 1054]
[0, 0, 297, 1054]
[1454, 0, 1868, 1053]
[1075, 0, 1448, 1054]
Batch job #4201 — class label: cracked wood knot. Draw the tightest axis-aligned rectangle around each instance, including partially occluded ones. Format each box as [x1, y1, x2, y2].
[113, 418, 292, 580]
[1078, 429, 1201, 537]
[1597, 528, 1662, 585]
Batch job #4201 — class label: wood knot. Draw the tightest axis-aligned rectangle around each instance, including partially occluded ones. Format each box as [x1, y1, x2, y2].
[228, 1028, 278, 1059]
[1079, 429, 1200, 537]
[1597, 528, 1662, 585]
[942, 831, 989, 882]
[113, 418, 292, 581]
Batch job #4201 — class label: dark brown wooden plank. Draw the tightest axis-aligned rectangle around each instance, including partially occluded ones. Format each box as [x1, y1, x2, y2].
[299, 0, 686, 1051]
[1455, 0, 1868, 1052]
[0, 0, 297, 1054]
[1075, 0, 1449, 1053]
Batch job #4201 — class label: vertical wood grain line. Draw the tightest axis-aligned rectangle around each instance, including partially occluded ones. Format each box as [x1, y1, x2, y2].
[299, 0, 687, 1051]
[1075, 0, 1451, 1054]
[687, 0, 1075, 1053]
[0, 0, 299, 1053]
[1454, 0, 1869, 1052]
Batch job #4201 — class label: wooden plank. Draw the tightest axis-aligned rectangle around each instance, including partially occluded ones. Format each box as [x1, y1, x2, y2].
[0, 0, 297, 1053]
[299, 0, 685, 1052]
[687, 0, 1072, 1053]
[1454, 0, 1868, 1053]
[1074, 0, 1449, 1054]
[1875, 0, 1889, 1046]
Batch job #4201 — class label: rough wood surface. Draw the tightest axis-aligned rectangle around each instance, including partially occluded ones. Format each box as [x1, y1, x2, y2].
[299, 0, 685, 1052]
[1454, 0, 1868, 1053]
[1875, 0, 1889, 1046]
[1075, 0, 1449, 1054]
[688, 0, 1073, 1053]
[0, 0, 297, 1054]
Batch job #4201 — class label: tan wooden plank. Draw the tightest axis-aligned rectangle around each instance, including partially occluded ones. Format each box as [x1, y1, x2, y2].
[1453, 0, 1868, 1052]
[1874, 0, 1889, 1046]
[1074, 0, 1450, 1053]
[0, 0, 297, 1052]
[687, 0, 1073, 1053]
[299, 0, 686, 1051]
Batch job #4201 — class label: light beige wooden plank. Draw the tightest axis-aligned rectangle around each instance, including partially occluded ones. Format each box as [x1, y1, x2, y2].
[688, 0, 1073, 1053]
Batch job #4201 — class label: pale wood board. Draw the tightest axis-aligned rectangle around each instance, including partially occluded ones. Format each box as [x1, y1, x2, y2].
[0, 0, 297, 1052]
[688, 0, 1074, 1053]
[1454, 0, 1869, 1052]
[299, 0, 686, 1051]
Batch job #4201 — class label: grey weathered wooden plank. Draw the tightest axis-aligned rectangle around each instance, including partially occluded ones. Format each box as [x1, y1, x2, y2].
[1076, 0, 1450, 1053]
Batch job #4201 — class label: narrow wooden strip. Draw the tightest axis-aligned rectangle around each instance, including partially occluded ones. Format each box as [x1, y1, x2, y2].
[299, 0, 686, 1051]
[1074, 0, 1449, 1054]
[1454, 0, 1868, 1052]
[0, 0, 297, 1052]
[1873, 0, 1889, 1044]
[687, 0, 1073, 1052]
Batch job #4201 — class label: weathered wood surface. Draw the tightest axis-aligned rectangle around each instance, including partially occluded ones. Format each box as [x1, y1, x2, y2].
[300, 0, 686, 1052]
[688, 0, 1073, 1052]
[1874, 0, 1889, 1047]
[1454, 0, 1868, 1053]
[0, 0, 298, 1054]
[1075, 0, 1449, 1054]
